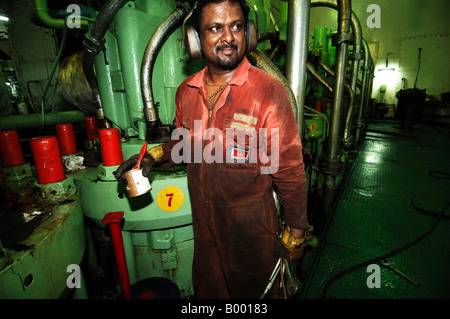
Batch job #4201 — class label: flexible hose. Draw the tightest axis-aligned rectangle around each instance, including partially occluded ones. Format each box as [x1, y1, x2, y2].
[247, 49, 298, 123]
[82, 0, 128, 121]
[141, 3, 189, 125]
[321, 185, 450, 298]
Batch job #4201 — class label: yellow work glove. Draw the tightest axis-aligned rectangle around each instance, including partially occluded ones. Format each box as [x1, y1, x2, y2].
[275, 224, 312, 264]
[281, 226, 307, 262]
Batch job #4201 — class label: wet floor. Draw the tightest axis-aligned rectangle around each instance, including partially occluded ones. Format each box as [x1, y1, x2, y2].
[300, 120, 450, 299]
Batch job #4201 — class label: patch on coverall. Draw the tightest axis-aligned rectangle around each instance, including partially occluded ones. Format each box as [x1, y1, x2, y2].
[227, 113, 258, 163]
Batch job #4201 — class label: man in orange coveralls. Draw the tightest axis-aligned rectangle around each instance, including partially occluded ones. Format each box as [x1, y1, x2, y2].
[115, 0, 308, 299]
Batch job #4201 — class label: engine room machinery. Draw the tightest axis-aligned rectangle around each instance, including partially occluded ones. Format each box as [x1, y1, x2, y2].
[0, 0, 374, 298]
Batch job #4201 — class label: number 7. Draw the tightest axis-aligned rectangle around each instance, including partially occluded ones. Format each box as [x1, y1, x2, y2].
[166, 193, 174, 207]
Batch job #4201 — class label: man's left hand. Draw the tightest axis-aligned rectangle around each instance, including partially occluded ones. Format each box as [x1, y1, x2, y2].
[275, 226, 308, 263]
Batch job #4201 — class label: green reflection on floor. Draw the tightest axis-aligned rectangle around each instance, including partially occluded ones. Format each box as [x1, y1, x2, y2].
[301, 121, 450, 299]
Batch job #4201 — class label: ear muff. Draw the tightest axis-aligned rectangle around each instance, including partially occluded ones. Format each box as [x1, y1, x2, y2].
[185, 26, 203, 60]
[184, 20, 258, 60]
[246, 20, 258, 53]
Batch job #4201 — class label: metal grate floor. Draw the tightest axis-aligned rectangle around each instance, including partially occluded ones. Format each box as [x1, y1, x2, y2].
[300, 120, 450, 299]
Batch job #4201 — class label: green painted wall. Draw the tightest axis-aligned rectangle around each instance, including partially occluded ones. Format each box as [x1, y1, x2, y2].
[271, 0, 450, 104]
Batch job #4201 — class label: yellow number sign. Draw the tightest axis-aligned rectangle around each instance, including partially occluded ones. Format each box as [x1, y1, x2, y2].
[156, 186, 184, 212]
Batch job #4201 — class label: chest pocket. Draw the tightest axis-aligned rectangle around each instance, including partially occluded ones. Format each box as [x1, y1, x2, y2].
[221, 120, 259, 173]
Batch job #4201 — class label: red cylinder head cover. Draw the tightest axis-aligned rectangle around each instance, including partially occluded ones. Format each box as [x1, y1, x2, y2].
[0, 130, 26, 167]
[98, 128, 123, 166]
[30, 136, 66, 184]
[55, 123, 78, 155]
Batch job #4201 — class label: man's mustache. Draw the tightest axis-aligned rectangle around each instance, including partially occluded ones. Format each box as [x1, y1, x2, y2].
[216, 44, 238, 52]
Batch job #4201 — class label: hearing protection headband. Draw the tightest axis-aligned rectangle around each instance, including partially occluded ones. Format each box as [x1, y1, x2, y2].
[182, 0, 259, 60]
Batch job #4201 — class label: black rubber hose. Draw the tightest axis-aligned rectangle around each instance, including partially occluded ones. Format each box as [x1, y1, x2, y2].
[82, 0, 128, 110]
[321, 179, 450, 298]
[141, 3, 189, 124]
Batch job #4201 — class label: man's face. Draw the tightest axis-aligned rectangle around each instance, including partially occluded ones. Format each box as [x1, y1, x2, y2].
[199, 1, 247, 70]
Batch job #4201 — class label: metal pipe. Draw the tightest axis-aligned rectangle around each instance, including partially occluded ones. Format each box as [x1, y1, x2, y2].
[258, 31, 278, 43]
[35, 0, 89, 29]
[317, 61, 354, 147]
[343, 87, 355, 148]
[285, 0, 310, 135]
[311, 0, 363, 96]
[0, 111, 85, 130]
[327, 0, 351, 160]
[362, 58, 374, 124]
[257, 32, 285, 62]
[247, 49, 298, 123]
[141, 4, 189, 125]
[349, 12, 362, 96]
[306, 63, 333, 94]
[355, 38, 370, 144]
[323, 0, 353, 217]
[82, 0, 128, 127]
[358, 58, 374, 142]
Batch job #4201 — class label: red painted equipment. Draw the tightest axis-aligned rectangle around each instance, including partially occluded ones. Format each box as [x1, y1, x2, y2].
[55, 123, 78, 155]
[98, 128, 123, 166]
[30, 136, 65, 184]
[102, 211, 132, 299]
[84, 117, 98, 141]
[0, 130, 26, 167]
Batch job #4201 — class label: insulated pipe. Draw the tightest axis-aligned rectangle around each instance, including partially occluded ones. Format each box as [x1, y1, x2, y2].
[0, 130, 26, 167]
[30, 136, 66, 184]
[285, 0, 310, 135]
[247, 49, 298, 123]
[141, 4, 189, 125]
[82, 0, 128, 127]
[0, 111, 85, 130]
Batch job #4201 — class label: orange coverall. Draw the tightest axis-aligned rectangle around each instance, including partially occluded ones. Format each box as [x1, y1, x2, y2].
[161, 57, 308, 298]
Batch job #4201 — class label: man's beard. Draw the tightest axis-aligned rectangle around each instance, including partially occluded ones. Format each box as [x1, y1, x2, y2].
[216, 44, 242, 70]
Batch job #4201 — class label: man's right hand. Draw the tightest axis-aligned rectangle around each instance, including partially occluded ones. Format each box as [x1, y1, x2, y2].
[113, 153, 156, 182]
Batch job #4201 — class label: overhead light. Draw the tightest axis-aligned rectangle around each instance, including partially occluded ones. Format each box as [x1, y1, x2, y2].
[0, 15, 9, 22]
[378, 68, 395, 72]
